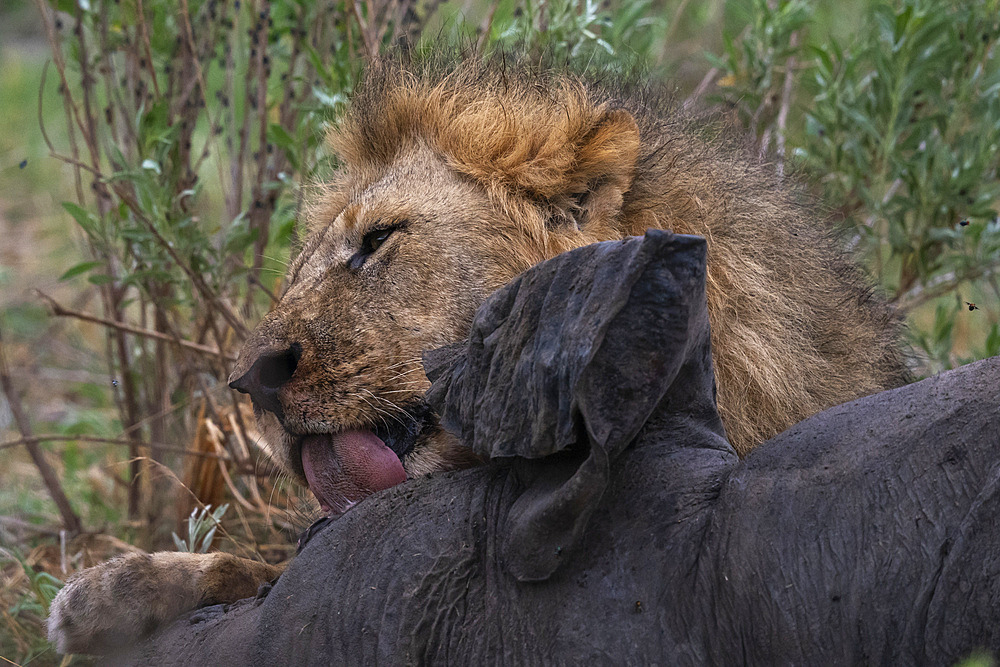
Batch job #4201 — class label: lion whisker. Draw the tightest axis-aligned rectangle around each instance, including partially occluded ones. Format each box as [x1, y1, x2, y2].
[357, 389, 421, 426]
[383, 380, 427, 389]
[381, 358, 423, 371]
[384, 366, 426, 377]
[383, 377, 427, 387]
[352, 392, 406, 429]
[261, 253, 290, 268]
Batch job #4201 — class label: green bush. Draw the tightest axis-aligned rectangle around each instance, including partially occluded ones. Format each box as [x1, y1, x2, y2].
[31, 0, 374, 529]
[711, 0, 1000, 373]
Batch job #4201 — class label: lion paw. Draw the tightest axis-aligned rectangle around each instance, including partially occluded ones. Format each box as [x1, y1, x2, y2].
[48, 551, 283, 655]
[47, 552, 205, 655]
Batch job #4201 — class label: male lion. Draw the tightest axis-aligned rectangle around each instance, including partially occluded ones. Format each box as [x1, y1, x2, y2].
[48, 57, 906, 655]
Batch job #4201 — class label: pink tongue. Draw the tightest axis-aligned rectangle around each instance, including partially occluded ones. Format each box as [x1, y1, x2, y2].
[300, 430, 407, 516]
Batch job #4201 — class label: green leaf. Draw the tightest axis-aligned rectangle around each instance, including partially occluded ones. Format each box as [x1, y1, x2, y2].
[59, 261, 104, 281]
[61, 201, 99, 237]
[267, 124, 296, 151]
[266, 123, 300, 171]
[985, 324, 1000, 357]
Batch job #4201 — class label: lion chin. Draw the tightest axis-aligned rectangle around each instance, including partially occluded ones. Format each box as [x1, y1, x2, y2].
[227, 55, 906, 519]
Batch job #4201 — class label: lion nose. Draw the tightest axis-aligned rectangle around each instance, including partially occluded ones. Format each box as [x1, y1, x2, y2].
[228, 343, 302, 418]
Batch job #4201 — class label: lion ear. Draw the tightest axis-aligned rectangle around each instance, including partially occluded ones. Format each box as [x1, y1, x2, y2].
[424, 230, 713, 581]
[560, 108, 640, 230]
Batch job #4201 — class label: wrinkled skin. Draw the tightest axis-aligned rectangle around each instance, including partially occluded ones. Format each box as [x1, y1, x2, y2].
[115, 233, 1000, 665]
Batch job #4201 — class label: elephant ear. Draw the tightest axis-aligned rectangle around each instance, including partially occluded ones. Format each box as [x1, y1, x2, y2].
[424, 230, 710, 581]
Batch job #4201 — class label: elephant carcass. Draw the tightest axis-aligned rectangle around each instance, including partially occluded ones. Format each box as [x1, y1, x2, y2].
[119, 230, 1000, 665]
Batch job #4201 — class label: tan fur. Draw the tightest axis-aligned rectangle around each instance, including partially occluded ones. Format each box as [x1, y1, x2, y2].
[47, 57, 906, 656]
[47, 551, 283, 655]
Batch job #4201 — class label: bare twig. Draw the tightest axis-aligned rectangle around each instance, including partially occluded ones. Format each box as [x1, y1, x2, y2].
[477, 0, 501, 52]
[0, 329, 83, 535]
[34, 9, 85, 203]
[233, 0, 262, 221]
[248, 274, 280, 305]
[351, 0, 376, 57]
[683, 67, 719, 110]
[134, 0, 161, 97]
[33, 0, 87, 153]
[177, 0, 230, 205]
[37, 291, 236, 360]
[895, 265, 1000, 313]
[43, 150, 106, 178]
[0, 515, 62, 538]
[246, 1, 277, 305]
[775, 32, 799, 177]
[73, 4, 107, 201]
[0, 435, 232, 461]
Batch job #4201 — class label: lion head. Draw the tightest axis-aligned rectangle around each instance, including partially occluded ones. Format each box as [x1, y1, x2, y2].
[229, 58, 906, 515]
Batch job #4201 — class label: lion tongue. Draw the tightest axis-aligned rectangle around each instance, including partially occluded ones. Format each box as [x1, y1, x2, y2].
[300, 431, 407, 516]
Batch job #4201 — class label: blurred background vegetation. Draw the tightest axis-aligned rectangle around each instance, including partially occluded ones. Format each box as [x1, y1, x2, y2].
[0, 0, 997, 662]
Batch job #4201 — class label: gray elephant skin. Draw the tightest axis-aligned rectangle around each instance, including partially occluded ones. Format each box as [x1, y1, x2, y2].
[118, 231, 1000, 665]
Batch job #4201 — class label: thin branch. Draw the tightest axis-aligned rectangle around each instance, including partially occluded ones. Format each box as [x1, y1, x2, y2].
[683, 67, 719, 110]
[476, 0, 501, 52]
[33, 0, 87, 153]
[0, 435, 232, 461]
[245, 1, 275, 303]
[0, 515, 62, 538]
[73, 3, 107, 199]
[37, 61, 58, 156]
[134, 0, 161, 97]
[663, 0, 693, 48]
[37, 291, 236, 360]
[248, 274, 280, 305]
[351, 0, 376, 57]
[34, 16, 84, 203]
[104, 181, 251, 338]
[775, 32, 799, 178]
[894, 264, 1000, 313]
[0, 328, 83, 535]
[178, 0, 230, 206]
[47, 150, 107, 178]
